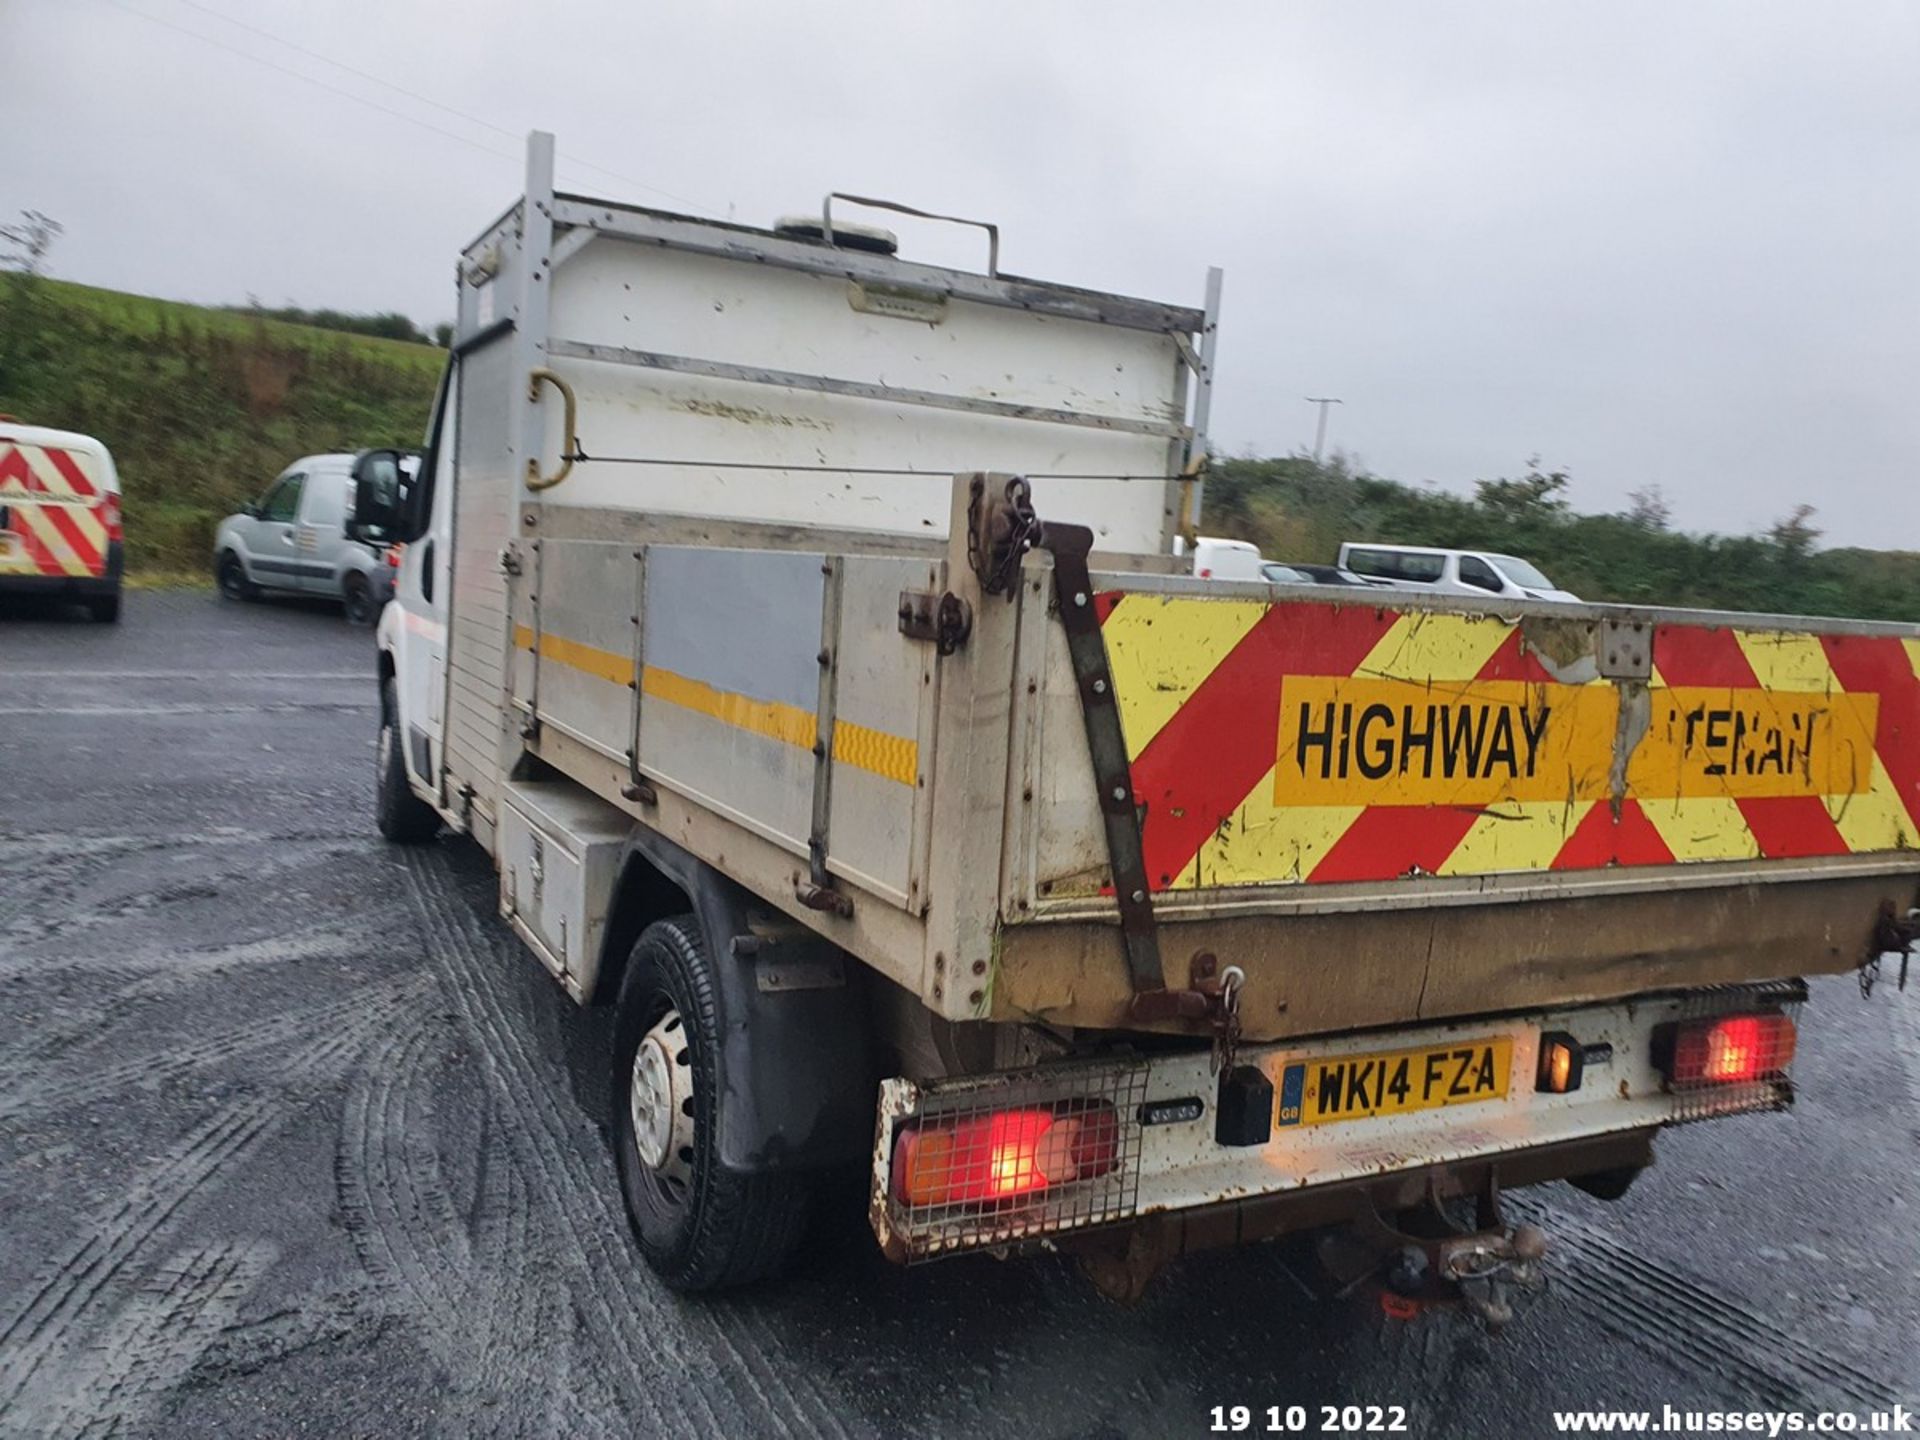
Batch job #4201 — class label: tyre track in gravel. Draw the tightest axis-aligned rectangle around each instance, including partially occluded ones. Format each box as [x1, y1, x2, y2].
[402, 847, 861, 1439]
[0, 838, 364, 954]
[398, 853, 701, 1437]
[0, 838, 152, 937]
[0, 973, 416, 1126]
[336, 1021, 471, 1333]
[0, 832, 253, 936]
[0, 914, 404, 1081]
[1507, 1195, 1903, 1411]
[18, 1240, 278, 1440]
[0, 973, 424, 1413]
[333, 1011, 553, 1428]
[0, 830, 349, 954]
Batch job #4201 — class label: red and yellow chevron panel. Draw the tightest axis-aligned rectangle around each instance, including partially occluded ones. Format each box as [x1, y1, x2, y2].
[1093, 593, 1920, 891]
[0, 442, 108, 578]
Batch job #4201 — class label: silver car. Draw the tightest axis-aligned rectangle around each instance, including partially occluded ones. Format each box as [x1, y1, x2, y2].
[213, 454, 396, 624]
[1336, 543, 1583, 602]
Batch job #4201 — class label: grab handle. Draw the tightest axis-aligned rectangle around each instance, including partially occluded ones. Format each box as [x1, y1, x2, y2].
[525, 366, 578, 492]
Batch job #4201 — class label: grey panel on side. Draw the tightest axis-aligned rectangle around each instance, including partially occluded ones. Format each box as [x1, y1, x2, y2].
[643, 546, 824, 711]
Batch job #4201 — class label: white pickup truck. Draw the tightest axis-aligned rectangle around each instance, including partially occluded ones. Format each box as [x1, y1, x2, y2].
[359, 133, 1920, 1320]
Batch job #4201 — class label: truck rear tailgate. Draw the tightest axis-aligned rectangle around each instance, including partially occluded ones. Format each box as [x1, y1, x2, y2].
[998, 580, 1920, 1038]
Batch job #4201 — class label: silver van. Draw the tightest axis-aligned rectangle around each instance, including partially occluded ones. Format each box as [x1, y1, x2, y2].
[214, 454, 396, 623]
[1336, 542, 1581, 602]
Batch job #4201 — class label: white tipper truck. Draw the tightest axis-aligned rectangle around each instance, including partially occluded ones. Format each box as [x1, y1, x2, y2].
[360, 133, 1920, 1319]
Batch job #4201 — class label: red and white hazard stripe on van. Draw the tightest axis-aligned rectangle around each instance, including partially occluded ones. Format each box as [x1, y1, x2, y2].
[0, 441, 118, 578]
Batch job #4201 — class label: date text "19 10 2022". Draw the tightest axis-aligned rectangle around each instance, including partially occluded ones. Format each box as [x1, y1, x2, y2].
[1211, 1405, 1411, 1434]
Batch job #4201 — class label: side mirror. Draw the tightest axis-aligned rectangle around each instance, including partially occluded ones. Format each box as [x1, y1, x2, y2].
[348, 449, 403, 544]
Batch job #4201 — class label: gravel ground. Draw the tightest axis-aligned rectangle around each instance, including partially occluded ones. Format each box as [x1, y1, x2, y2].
[0, 590, 1915, 1438]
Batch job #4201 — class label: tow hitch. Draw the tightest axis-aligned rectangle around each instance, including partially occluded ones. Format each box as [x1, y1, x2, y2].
[1329, 1174, 1549, 1333]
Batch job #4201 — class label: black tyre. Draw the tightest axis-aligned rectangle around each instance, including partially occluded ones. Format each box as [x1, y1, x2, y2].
[342, 571, 376, 626]
[86, 591, 121, 624]
[612, 915, 811, 1291]
[216, 551, 257, 601]
[376, 677, 439, 844]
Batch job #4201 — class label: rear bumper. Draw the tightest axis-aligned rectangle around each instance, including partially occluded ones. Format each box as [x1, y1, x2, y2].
[872, 982, 1798, 1263]
[0, 541, 122, 598]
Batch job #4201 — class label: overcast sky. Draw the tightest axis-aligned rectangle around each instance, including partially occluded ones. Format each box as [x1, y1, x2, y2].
[5, 0, 1916, 547]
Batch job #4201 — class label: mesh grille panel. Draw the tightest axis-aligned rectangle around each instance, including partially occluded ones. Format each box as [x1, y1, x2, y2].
[885, 1061, 1150, 1261]
[1661, 986, 1803, 1124]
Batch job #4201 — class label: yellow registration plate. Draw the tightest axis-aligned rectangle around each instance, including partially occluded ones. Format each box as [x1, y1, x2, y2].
[1276, 1036, 1512, 1128]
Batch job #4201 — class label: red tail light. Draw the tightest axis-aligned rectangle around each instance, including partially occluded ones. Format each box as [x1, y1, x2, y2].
[98, 493, 123, 543]
[891, 1103, 1120, 1208]
[1660, 1013, 1796, 1087]
[386, 542, 405, 569]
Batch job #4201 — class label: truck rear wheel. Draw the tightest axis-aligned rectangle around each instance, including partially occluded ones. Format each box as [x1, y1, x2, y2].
[376, 678, 440, 844]
[612, 915, 811, 1290]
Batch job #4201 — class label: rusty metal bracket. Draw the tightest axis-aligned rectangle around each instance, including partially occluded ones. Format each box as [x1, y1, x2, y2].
[1862, 900, 1919, 996]
[897, 589, 972, 655]
[1128, 951, 1243, 1068]
[794, 882, 854, 919]
[1028, 512, 1165, 998]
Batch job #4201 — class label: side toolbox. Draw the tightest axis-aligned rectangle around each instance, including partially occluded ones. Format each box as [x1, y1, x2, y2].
[499, 779, 630, 998]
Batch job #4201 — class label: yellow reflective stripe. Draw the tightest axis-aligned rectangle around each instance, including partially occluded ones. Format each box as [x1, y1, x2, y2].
[832, 720, 918, 787]
[1437, 799, 1586, 876]
[1356, 611, 1512, 685]
[1173, 763, 1361, 889]
[511, 625, 636, 686]
[1904, 638, 1920, 683]
[1637, 795, 1760, 862]
[514, 621, 922, 787]
[1103, 595, 1268, 760]
[640, 665, 816, 749]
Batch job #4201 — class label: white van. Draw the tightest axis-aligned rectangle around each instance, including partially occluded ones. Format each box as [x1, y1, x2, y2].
[0, 420, 124, 622]
[1337, 543, 1580, 602]
[214, 454, 399, 624]
[1185, 535, 1265, 580]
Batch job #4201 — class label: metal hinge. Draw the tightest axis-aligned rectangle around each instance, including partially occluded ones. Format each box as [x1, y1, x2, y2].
[498, 546, 523, 577]
[897, 589, 972, 656]
[1597, 618, 1652, 680]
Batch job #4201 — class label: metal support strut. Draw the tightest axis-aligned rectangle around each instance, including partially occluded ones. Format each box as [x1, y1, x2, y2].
[966, 475, 1235, 1032]
[1033, 515, 1164, 998]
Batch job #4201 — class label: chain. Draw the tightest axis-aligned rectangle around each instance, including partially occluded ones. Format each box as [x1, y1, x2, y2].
[966, 475, 1039, 599]
[1212, 964, 1245, 1075]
